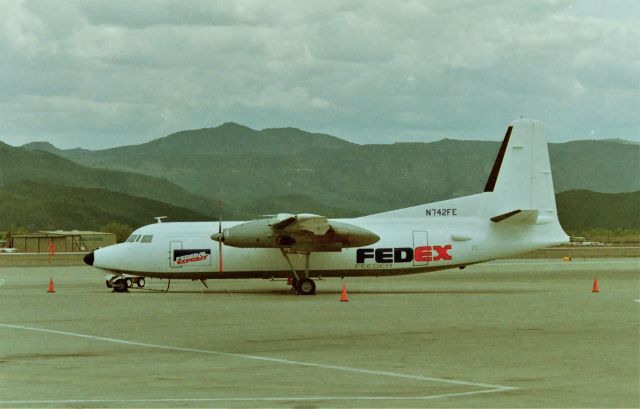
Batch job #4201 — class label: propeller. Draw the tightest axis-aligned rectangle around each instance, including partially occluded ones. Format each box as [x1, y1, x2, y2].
[217, 200, 223, 273]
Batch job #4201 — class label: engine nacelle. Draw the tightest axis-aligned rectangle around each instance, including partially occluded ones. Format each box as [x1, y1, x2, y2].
[216, 219, 279, 248]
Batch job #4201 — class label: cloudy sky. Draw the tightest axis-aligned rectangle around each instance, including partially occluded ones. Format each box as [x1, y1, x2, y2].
[1, 0, 638, 149]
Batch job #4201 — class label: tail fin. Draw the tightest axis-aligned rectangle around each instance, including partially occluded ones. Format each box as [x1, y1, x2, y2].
[363, 117, 569, 247]
[482, 119, 558, 220]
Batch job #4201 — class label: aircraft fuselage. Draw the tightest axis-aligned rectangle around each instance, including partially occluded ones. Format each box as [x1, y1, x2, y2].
[91, 206, 561, 280]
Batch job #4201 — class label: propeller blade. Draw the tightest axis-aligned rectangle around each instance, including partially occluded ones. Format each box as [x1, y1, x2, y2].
[218, 200, 223, 273]
[219, 240, 223, 273]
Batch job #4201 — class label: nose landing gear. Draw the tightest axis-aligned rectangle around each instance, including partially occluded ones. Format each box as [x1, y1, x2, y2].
[111, 278, 128, 293]
[106, 275, 145, 292]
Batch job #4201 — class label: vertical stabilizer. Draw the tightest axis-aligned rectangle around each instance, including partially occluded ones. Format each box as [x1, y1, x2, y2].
[483, 119, 558, 220]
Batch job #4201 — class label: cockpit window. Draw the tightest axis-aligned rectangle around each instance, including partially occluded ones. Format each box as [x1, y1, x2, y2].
[141, 235, 153, 243]
[126, 234, 140, 243]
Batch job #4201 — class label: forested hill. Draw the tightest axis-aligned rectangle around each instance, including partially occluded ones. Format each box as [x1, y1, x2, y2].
[556, 190, 640, 232]
[0, 141, 222, 217]
[0, 181, 209, 232]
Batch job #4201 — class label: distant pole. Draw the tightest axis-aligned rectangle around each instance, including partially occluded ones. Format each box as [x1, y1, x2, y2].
[48, 239, 55, 264]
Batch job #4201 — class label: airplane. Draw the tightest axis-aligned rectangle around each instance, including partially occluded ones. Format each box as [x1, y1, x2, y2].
[84, 119, 569, 294]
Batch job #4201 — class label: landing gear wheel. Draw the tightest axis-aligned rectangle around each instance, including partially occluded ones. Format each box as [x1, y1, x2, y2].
[112, 279, 128, 293]
[297, 278, 316, 295]
[105, 280, 112, 288]
[125, 278, 133, 288]
[136, 278, 145, 288]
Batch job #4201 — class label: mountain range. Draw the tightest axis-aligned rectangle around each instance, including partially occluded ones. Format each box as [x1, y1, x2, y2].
[20, 123, 640, 217]
[1, 122, 637, 234]
[0, 182, 635, 236]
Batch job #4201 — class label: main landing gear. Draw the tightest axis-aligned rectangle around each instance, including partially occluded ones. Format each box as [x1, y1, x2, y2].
[281, 249, 316, 295]
[291, 277, 316, 295]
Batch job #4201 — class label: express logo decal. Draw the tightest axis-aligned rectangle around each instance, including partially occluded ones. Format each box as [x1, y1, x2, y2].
[172, 249, 211, 266]
[356, 245, 452, 264]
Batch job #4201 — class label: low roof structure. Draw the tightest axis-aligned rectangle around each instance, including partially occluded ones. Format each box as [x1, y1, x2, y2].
[10, 230, 116, 253]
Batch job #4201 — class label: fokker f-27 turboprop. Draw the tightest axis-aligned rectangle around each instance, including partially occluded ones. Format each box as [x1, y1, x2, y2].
[84, 119, 569, 294]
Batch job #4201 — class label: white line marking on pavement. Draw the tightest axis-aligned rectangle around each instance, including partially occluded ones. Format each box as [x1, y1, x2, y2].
[0, 323, 517, 394]
[489, 260, 639, 267]
[0, 388, 512, 405]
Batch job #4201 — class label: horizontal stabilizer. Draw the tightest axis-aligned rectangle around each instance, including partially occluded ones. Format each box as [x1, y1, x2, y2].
[491, 209, 539, 224]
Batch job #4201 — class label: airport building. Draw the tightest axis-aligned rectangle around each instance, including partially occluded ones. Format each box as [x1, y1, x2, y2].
[10, 230, 116, 253]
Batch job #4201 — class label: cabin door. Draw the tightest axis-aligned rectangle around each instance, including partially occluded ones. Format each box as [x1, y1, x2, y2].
[412, 231, 429, 266]
[169, 241, 183, 268]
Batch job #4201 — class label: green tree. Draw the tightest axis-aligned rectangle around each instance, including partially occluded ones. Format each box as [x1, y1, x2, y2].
[4, 224, 28, 246]
[100, 222, 133, 243]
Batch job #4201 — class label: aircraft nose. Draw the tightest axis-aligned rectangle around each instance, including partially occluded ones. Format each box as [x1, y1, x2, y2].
[83, 251, 94, 266]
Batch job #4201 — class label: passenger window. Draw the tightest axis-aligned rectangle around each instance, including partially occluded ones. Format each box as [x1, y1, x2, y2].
[141, 235, 153, 243]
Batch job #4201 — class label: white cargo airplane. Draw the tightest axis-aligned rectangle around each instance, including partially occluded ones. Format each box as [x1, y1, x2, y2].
[85, 119, 569, 294]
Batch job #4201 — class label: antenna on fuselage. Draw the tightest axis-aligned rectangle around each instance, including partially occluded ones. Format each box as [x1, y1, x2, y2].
[154, 216, 167, 224]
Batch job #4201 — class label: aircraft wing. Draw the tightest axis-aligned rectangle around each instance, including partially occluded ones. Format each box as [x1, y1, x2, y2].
[213, 213, 379, 252]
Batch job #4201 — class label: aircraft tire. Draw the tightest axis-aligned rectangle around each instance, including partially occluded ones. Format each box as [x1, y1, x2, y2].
[105, 280, 112, 288]
[298, 278, 316, 295]
[112, 279, 127, 293]
[136, 278, 145, 288]
[125, 278, 133, 288]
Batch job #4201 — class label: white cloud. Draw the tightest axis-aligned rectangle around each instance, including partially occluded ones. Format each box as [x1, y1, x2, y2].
[0, 0, 638, 148]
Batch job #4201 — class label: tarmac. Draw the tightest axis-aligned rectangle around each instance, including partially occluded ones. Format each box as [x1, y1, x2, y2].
[0, 258, 638, 408]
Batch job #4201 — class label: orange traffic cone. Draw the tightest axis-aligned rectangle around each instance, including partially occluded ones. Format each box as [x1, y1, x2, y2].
[340, 284, 349, 302]
[592, 278, 599, 293]
[47, 277, 56, 293]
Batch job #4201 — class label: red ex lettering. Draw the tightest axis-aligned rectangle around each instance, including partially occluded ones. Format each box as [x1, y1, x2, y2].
[414, 245, 452, 262]
[414, 244, 451, 263]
